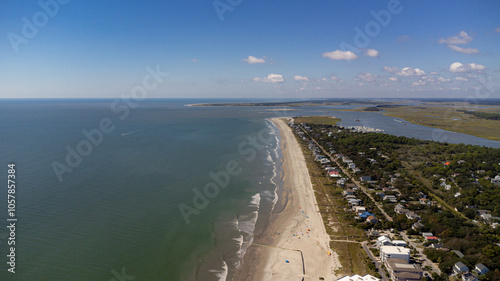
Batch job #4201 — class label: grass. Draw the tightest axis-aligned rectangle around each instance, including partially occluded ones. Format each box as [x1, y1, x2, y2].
[339, 105, 500, 141]
[293, 116, 341, 126]
[380, 106, 500, 141]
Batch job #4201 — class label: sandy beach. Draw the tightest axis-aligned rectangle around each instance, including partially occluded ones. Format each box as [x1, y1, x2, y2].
[236, 117, 340, 280]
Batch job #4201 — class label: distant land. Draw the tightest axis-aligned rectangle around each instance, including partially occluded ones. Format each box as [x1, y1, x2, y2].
[190, 99, 500, 141]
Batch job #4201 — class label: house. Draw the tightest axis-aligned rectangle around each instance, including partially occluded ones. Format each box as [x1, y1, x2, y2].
[421, 232, 433, 238]
[419, 198, 431, 205]
[337, 274, 380, 281]
[474, 263, 489, 275]
[354, 206, 367, 214]
[453, 262, 469, 274]
[359, 211, 375, 219]
[343, 189, 354, 196]
[481, 213, 492, 221]
[430, 243, 442, 249]
[452, 250, 465, 258]
[462, 272, 479, 281]
[384, 195, 398, 203]
[380, 246, 411, 262]
[425, 236, 438, 242]
[360, 176, 372, 182]
[412, 222, 424, 231]
[377, 236, 393, 248]
[385, 259, 423, 281]
[406, 212, 421, 220]
[492, 175, 500, 186]
[366, 215, 379, 224]
[348, 163, 356, 169]
[392, 240, 407, 247]
[329, 170, 341, 177]
[395, 204, 410, 215]
[353, 168, 362, 173]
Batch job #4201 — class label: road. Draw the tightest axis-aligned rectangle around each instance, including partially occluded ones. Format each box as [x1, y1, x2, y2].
[362, 241, 389, 281]
[400, 232, 441, 275]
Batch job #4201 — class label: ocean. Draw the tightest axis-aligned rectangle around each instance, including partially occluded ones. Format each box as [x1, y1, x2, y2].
[0, 99, 498, 281]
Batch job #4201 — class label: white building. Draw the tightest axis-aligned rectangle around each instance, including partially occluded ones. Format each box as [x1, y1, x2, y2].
[380, 246, 411, 262]
[337, 274, 380, 281]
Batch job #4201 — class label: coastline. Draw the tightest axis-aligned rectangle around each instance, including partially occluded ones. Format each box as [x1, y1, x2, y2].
[235, 117, 340, 280]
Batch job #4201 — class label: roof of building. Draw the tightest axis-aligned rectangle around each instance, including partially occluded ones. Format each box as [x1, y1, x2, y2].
[455, 261, 468, 269]
[387, 259, 423, 273]
[381, 246, 411, 255]
[337, 274, 381, 281]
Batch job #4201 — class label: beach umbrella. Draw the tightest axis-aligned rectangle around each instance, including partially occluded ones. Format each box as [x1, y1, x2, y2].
[285, 260, 289, 263]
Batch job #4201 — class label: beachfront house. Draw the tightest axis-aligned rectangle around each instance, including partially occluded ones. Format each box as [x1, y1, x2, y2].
[392, 240, 407, 247]
[377, 236, 393, 248]
[385, 258, 423, 281]
[337, 274, 380, 281]
[380, 246, 411, 262]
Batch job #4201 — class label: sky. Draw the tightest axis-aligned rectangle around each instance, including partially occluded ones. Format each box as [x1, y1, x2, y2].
[1, 0, 500, 99]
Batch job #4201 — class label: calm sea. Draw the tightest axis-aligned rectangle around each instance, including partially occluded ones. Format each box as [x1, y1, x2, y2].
[0, 99, 498, 281]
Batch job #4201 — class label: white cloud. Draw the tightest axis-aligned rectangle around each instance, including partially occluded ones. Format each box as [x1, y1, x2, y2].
[330, 75, 339, 80]
[322, 50, 358, 60]
[449, 62, 486, 73]
[437, 77, 451, 83]
[321, 78, 328, 82]
[412, 80, 426, 86]
[388, 77, 398, 82]
[496, 27, 500, 33]
[447, 45, 479, 54]
[438, 31, 473, 45]
[384, 66, 425, 76]
[293, 75, 309, 81]
[191, 58, 199, 63]
[364, 49, 379, 58]
[355, 72, 377, 82]
[242, 56, 266, 64]
[455, 77, 468, 82]
[252, 73, 284, 83]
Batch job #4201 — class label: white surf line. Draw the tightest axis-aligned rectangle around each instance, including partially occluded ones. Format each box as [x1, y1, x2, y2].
[121, 129, 146, 136]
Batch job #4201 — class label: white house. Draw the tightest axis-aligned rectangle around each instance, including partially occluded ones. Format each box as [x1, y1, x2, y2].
[380, 246, 410, 262]
[453, 262, 469, 275]
[377, 236, 393, 248]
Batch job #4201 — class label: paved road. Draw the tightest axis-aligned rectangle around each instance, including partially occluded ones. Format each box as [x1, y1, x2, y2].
[400, 232, 441, 275]
[362, 241, 389, 281]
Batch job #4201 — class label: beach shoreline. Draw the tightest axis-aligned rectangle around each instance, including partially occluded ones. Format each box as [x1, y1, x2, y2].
[235, 117, 340, 280]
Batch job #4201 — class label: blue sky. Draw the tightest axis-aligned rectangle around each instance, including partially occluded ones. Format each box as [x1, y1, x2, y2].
[1, 0, 500, 99]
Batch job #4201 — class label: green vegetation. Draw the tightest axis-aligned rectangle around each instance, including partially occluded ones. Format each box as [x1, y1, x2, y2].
[378, 106, 500, 141]
[292, 119, 500, 280]
[363, 107, 380, 111]
[458, 110, 500, 120]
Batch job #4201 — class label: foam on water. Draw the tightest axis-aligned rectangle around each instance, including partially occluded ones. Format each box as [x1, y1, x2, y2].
[209, 260, 228, 281]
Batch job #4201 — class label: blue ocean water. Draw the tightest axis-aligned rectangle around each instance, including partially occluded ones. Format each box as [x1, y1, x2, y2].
[0, 99, 498, 281]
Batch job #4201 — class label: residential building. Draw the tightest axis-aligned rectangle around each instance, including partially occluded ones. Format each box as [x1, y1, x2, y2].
[385, 258, 423, 281]
[380, 246, 410, 262]
[462, 272, 479, 281]
[453, 262, 469, 274]
[377, 236, 393, 248]
[392, 240, 407, 247]
[337, 274, 380, 281]
[366, 215, 378, 224]
[474, 263, 489, 275]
